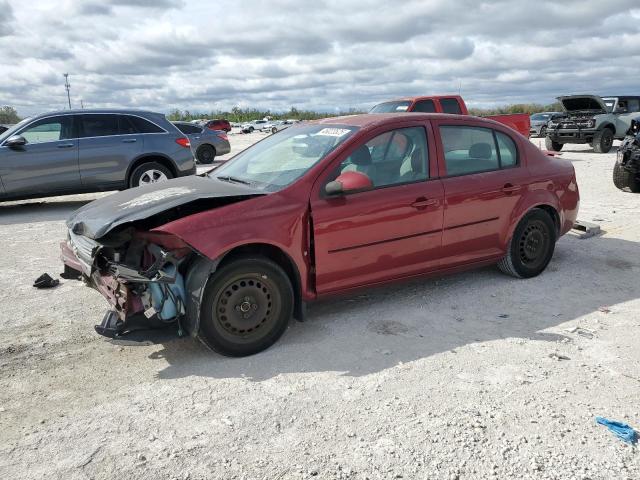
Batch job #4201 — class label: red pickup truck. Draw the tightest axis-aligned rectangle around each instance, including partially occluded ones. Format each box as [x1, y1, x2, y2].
[370, 95, 531, 138]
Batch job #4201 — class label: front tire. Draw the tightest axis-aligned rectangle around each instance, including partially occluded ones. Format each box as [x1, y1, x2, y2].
[592, 129, 614, 153]
[196, 144, 216, 164]
[199, 257, 293, 357]
[539, 126, 547, 138]
[498, 209, 557, 278]
[613, 161, 640, 193]
[129, 162, 173, 188]
[545, 136, 563, 151]
[271, 127, 277, 134]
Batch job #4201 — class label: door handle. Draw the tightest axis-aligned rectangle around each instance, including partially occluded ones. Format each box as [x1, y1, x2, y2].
[411, 197, 438, 209]
[501, 183, 521, 194]
[57, 143, 74, 148]
[122, 138, 137, 143]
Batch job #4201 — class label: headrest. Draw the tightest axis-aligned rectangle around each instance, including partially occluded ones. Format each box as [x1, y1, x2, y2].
[411, 149, 423, 172]
[351, 145, 372, 165]
[469, 142, 492, 159]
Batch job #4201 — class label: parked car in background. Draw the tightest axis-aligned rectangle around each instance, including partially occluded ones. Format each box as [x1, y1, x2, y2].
[546, 95, 640, 153]
[173, 121, 231, 164]
[61, 113, 578, 356]
[370, 95, 531, 138]
[529, 112, 562, 137]
[0, 109, 195, 201]
[241, 119, 269, 133]
[201, 119, 231, 133]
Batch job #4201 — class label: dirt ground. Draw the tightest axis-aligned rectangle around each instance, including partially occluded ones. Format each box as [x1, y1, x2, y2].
[0, 132, 639, 480]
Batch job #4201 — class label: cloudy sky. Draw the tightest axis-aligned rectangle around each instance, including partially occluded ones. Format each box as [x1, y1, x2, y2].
[1, 0, 639, 117]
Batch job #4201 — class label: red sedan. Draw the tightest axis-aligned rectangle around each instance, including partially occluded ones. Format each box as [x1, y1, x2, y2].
[61, 113, 579, 356]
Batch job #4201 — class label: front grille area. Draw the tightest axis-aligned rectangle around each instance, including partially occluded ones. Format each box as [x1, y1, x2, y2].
[68, 230, 98, 269]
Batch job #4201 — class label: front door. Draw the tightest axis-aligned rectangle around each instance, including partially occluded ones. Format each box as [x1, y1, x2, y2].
[0, 115, 80, 198]
[310, 124, 444, 294]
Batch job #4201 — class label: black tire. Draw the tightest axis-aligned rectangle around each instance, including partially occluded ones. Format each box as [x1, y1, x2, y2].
[592, 128, 614, 153]
[545, 136, 563, 151]
[613, 161, 640, 193]
[196, 144, 216, 164]
[271, 127, 277, 134]
[539, 126, 547, 138]
[129, 162, 173, 188]
[199, 257, 293, 357]
[497, 209, 557, 279]
[248, 126, 254, 133]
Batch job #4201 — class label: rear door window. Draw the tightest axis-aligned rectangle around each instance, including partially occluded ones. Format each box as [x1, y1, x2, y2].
[80, 114, 119, 138]
[496, 132, 518, 167]
[440, 98, 462, 114]
[412, 100, 436, 113]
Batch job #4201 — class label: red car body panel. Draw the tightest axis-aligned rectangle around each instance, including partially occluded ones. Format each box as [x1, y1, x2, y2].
[155, 113, 578, 304]
[373, 95, 531, 138]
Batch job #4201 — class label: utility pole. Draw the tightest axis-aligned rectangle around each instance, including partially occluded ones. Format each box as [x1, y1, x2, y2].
[80, 99, 84, 109]
[63, 73, 71, 109]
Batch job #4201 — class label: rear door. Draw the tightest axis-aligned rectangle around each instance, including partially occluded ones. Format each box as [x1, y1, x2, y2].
[434, 119, 529, 267]
[310, 122, 444, 293]
[0, 115, 80, 197]
[78, 114, 142, 188]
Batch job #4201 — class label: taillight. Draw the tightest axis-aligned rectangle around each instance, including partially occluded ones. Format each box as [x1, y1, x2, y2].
[175, 137, 190, 148]
[216, 132, 228, 141]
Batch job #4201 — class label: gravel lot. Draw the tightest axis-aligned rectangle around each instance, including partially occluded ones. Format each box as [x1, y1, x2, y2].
[1, 132, 639, 480]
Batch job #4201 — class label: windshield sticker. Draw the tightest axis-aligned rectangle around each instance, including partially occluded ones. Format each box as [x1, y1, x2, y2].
[316, 128, 351, 137]
[119, 187, 194, 209]
[395, 105, 409, 111]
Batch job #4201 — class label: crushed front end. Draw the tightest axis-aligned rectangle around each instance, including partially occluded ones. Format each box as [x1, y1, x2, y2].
[61, 228, 193, 338]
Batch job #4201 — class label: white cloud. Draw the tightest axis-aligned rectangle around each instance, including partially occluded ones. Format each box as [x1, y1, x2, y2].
[0, 0, 639, 116]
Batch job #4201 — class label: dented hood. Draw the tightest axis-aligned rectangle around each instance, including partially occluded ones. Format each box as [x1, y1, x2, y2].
[67, 176, 264, 240]
[558, 95, 607, 113]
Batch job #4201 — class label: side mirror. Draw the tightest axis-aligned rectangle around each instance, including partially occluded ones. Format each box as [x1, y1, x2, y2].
[5, 135, 26, 147]
[325, 171, 373, 196]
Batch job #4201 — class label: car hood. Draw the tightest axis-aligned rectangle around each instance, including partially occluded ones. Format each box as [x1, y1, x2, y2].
[67, 176, 264, 240]
[557, 95, 607, 113]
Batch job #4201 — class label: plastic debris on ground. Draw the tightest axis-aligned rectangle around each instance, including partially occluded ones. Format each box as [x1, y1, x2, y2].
[595, 416, 638, 445]
[33, 273, 59, 289]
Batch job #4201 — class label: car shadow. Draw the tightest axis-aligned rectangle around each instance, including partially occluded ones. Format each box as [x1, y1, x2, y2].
[136, 233, 640, 382]
[0, 195, 101, 225]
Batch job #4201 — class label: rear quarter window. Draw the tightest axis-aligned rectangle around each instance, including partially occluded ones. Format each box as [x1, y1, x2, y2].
[440, 98, 462, 114]
[127, 115, 165, 134]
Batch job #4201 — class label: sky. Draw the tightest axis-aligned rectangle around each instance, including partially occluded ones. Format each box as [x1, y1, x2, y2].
[1, 0, 639, 117]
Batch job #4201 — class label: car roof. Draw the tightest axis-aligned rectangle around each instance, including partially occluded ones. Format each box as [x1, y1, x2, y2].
[376, 95, 463, 103]
[29, 108, 163, 118]
[314, 112, 486, 128]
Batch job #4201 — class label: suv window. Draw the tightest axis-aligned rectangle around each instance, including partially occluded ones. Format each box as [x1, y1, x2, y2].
[627, 99, 640, 113]
[80, 114, 119, 138]
[336, 126, 428, 188]
[413, 100, 436, 113]
[127, 115, 164, 134]
[174, 123, 201, 134]
[440, 98, 462, 114]
[440, 126, 518, 175]
[18, 116, 73, 144]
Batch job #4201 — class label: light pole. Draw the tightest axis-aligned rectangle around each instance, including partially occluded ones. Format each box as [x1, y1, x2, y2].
[63, 73, 71, 109]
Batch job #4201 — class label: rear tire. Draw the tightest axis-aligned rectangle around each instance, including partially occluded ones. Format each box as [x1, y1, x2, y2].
[198, 257, 293, 357]
[129, 162, 173, 188]
[271, 127, 277, 134]
[613, 161, 640, 193]
[592, 128, 614, 153]
[545, 136, 563, 151]
[498, 209, 556, 279]
[539, 126, 547, 138]
[196, 144, 216, 164]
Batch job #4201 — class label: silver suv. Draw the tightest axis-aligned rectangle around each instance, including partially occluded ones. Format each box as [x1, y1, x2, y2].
[0, 109, 196, 201]
[546, 95, 640, 153]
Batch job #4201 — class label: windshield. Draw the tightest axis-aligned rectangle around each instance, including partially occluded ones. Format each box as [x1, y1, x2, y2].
[531, 113, 552, 121]
[370, 101, 411, 113]
[0, 116, 32, 143]
[211, 124, 357, 192]
[603, 98, 616, 112]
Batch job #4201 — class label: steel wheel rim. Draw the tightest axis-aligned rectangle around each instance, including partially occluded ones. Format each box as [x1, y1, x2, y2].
[139, 169, 168, 185]
[518, 220, 549, 267]
[213, 273, 280, 343]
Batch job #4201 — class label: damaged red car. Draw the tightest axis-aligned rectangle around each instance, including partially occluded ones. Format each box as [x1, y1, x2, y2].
[61, 113, 579, 356]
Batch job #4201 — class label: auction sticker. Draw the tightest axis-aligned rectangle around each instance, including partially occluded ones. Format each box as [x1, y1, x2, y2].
[316, 128, 351, 137]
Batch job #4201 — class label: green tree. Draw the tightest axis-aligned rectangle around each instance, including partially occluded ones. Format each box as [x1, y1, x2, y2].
[0, 106, 21, 124]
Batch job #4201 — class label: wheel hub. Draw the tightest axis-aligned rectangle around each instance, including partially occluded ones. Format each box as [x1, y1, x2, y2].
[519, 222, 548, 265]
[215, 278, 273, 336]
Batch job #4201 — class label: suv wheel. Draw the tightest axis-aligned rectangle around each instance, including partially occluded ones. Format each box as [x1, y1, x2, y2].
[539, 126, 547, 137]
[196, 144, 216, 164]
[129, 162, 173, 188]
[497, 209, 557, 279]
[545, 136, 563, 151]
[613, 161, 640, 193]
[198, 257, 293, 357]
[593, 129, 614, 153]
